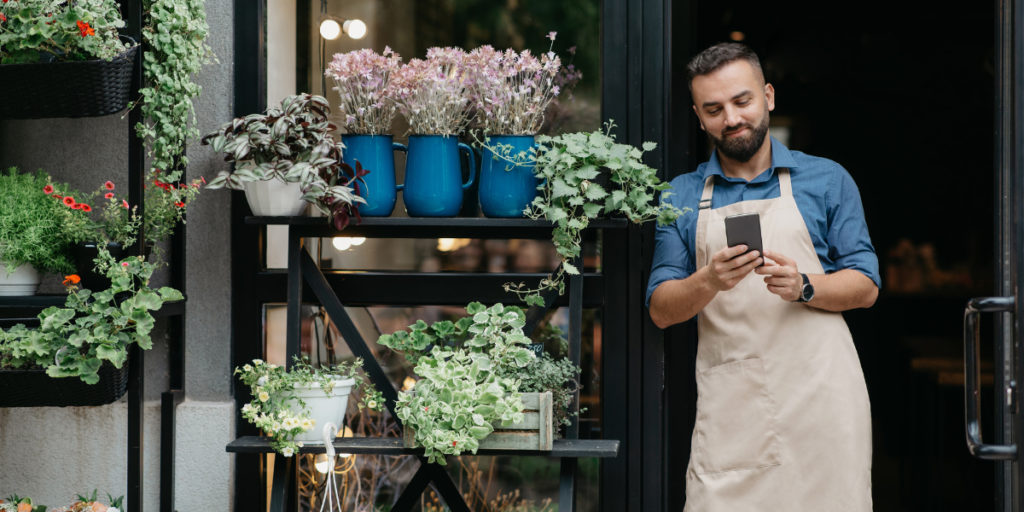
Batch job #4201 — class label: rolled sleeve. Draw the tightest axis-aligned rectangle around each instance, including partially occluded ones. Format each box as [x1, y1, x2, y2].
[826, 167, 881, 288]
[646, 219, 694, 308]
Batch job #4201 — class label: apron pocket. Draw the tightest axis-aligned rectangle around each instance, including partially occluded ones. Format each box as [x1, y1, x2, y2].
[695, 358, 781, 474]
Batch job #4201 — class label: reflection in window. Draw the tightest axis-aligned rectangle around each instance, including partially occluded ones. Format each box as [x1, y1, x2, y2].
[263, 302, 602, 510]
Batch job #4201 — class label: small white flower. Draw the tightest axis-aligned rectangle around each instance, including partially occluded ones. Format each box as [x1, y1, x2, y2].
[368, 400, 377, 409]
[256, 376, 268, 387]
[301, 419, 314, 431]
[296, 441, 304, 448]
[259, 391, 270, 402]
[242, 403, 254, 413]
[272, 422, 281, 431]
[282, 447, 295, 457]
[254, 359, 264, 365]
[243, 364, 253, 371]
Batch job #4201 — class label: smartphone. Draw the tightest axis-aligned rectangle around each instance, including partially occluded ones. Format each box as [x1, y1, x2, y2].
[724, 212, 765, 267]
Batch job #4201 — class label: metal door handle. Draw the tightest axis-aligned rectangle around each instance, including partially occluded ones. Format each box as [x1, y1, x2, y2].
[964, 296, 1017, 459]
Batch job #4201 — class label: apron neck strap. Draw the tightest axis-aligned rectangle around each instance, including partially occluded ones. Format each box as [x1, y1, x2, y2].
[778, 168, 792, 197]
[699, 175, 715, 210]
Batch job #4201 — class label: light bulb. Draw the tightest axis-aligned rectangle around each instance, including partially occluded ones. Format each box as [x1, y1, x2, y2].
[319, 18, 342, 40]
[314, 453, 331, 473]
[344, 19, 367, 39]
[350, 237, 366, 246]
[333, 237, 352, 251]
[437, 238, 455, 252]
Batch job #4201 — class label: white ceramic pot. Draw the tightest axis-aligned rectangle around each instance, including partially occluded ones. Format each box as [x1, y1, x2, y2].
[243, 179, 308, 216]
[0, 261, 40, 296]
[287, 378, 356, 443]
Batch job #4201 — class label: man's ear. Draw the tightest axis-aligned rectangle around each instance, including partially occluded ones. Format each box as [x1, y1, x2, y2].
[764, 83, 776, 112]
[691, 104, 707, 132]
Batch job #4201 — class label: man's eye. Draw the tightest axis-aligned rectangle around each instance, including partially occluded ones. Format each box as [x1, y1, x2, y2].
[738, 100, 750, 106]
[708, 109, 721, 115]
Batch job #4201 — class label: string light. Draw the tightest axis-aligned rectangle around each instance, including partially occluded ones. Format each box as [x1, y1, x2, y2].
[318, 14, 367, 41]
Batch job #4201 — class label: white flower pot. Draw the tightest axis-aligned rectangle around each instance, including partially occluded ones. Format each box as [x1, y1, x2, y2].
[0, 261, 40, 296]
[243, 179, 308, 216]
[287, 379, 356, 443]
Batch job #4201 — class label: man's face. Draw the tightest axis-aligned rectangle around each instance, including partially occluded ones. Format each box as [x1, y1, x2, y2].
[691, 60, 775, 163]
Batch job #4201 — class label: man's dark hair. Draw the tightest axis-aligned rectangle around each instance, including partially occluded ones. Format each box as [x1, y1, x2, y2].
[686, 43, 764, 92]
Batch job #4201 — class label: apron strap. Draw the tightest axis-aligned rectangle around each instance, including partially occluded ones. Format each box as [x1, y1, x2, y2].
[698, 175, 715, 210]
[778, 168, 792, 197]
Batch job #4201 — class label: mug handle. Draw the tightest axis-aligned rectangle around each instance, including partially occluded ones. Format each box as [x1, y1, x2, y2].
[393, 142, 408, 192]
[458, 143, 477, 190]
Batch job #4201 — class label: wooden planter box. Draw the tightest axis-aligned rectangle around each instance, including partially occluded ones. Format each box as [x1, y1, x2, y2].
[403, 391, 554, 451]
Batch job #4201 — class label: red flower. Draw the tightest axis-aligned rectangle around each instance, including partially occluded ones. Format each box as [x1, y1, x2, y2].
[105, 192, 114, 199]
[62, 274, 81, 286]
[63, 196, 75, 206]
[42, 185, 53, 195]
[201, 176, 207, 185]
[174, 201, 185, 208]
[80, 204, 92, 212]
[76, 20, 94, 37]
[104, 181, 115, 190]
[71, 203, 83, 210]
[53, 194, 63, 200]
[452, 441, 457, 447]
[122, 200, 129, 209]
[0, 14, 7, 23]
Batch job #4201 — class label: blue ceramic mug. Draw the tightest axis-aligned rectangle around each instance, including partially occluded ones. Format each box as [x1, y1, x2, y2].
[400, 135, 476, 217]
[479, 135, 541, 218]
[341, 134, 407, 217]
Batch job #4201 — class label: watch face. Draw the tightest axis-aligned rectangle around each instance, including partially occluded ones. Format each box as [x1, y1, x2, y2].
[802, 283, 814, 301]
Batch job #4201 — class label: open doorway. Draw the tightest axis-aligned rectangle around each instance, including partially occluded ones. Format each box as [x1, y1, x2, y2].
[687, 1, 997, 510]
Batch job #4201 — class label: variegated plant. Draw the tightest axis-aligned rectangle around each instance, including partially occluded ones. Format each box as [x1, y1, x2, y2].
[202, 94, 366, 228]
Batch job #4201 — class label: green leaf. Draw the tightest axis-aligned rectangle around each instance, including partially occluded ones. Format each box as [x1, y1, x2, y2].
[469, 425, 493, 439]
[513, 348, 535, 367]
[584, 183, 608, 200]
[551, 178, 576, 198]
[642, 141, 657, 151]
[562, 261, 579, 275]
[131, 309, 155, 335]
[466, 302, 487, 315]
[136, 289, 163, 311]
[525, 294, 546, 308]
[158, 287, 184, 301]
[582, 203, 602, 218]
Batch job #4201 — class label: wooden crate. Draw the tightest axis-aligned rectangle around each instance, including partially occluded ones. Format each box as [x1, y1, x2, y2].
[403, 391, 554, 451]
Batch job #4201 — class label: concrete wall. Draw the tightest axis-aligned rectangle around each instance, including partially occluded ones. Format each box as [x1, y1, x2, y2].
[0, 0, 237, 508]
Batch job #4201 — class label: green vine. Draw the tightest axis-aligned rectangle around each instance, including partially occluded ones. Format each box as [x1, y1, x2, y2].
[132, 0, 216, 181]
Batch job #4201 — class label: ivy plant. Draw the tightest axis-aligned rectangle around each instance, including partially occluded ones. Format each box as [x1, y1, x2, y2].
[0, 248, 183, 384]
[203, 94, 366, 229]
[487, 122, 690, 306]
[133, 0, 216, 181]
[0, 0, 133, 64]
[377, 302, 537, 464]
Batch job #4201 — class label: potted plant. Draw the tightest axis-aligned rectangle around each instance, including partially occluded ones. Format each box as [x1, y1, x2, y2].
[0, 248, 184, 406]
[235, 356, 384, 457]
[0, 495, 45, 512]
[326, 47, 406, 217]
[468, 33, 580, 218]
[390, 47, 476, 217]
[203, 94, 366, 229]
[0, 0, 139, 119]
[0, 169, 78, 296]
[377, 302, 543, 464]
[502, 122, 689, 307]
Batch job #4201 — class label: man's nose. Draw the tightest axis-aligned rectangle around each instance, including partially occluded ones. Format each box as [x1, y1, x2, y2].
[723, 107, 744, 129]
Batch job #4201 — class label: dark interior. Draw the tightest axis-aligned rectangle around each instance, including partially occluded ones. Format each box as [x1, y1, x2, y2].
[693, 1, 997, 510]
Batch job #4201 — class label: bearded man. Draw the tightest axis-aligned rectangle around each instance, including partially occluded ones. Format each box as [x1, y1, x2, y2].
[647, 43, 880, 510]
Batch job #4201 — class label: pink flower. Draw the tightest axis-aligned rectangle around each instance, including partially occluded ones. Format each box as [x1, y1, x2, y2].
[122, 262, 129, 267]
[568, 46, 577, 55]
[547, 31, 557, 41]
[43, 184, 53, 194]
[105, 192, 114, 199]
[104, 181, 115, 190]
[122, 200, 129, 209]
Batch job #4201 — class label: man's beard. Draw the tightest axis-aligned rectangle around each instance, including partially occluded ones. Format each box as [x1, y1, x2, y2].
[708, 106, 770, 163]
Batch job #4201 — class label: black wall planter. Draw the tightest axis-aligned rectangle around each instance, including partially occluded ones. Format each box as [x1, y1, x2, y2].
[0, 349, 131, 407]
[0, 38, 138, 120]
[73, 240, 153, 292]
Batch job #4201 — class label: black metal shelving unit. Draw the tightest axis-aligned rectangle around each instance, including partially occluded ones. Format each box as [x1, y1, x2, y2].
[0, 1, 189, 510]
[228, 216, 621, 512]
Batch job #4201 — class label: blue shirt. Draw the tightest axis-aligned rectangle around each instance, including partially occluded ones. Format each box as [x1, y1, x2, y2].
[645, 136, 880, 308]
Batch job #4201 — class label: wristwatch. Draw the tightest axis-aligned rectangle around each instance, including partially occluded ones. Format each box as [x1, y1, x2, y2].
[795, 273, 814, 303]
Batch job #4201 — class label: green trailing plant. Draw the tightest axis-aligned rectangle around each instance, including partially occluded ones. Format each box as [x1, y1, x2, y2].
[203, 94, 366, 229]
[144, 171, 203, 245]
[490, 121, 689, 306]
[0, 0, 134, 64]
[0, 168, 77, 276]
[0, 248, 184, 384]
[133, 0, 216, 181]
[235, 356, 384, 457]
[377, 302, 537, 464]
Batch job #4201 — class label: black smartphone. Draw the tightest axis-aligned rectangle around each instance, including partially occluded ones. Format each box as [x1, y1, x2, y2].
[724, 212, 764, 267]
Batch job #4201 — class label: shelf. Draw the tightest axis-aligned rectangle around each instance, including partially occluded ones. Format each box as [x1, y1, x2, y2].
[245, 216, 630, 239]
[0, 296, 186, 321]
[226, 436, 620, 458]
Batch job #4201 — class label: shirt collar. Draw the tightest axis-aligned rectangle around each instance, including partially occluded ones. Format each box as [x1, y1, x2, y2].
[703, 135, 799, 184]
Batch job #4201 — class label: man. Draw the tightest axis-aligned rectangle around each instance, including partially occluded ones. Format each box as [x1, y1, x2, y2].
[647, 43, 879, 511]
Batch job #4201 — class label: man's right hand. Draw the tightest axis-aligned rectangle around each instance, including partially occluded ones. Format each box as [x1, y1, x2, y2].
[703, 245, 763, 291]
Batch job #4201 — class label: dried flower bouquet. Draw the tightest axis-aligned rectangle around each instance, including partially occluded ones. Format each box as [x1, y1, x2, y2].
[390, 47, 473, 136]
[325, 46, 403, 135]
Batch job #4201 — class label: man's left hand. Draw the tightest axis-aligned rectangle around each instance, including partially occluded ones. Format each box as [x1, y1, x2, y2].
[755, 250, 802, 302]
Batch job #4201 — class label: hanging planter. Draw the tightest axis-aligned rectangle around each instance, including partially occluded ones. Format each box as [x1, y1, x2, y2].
[0, 349, 131, 408]
[0, 38, 138, 120]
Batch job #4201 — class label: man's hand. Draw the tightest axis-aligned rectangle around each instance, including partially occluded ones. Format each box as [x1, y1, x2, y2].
[705, 245, 763, 291]
[755, 250, 802, 301]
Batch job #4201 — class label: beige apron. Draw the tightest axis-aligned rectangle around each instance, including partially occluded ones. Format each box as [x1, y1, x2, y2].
[684, 169, 873, 511]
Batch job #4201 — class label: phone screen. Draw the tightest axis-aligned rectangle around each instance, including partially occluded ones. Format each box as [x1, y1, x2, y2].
[724, 212, 764, 267]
